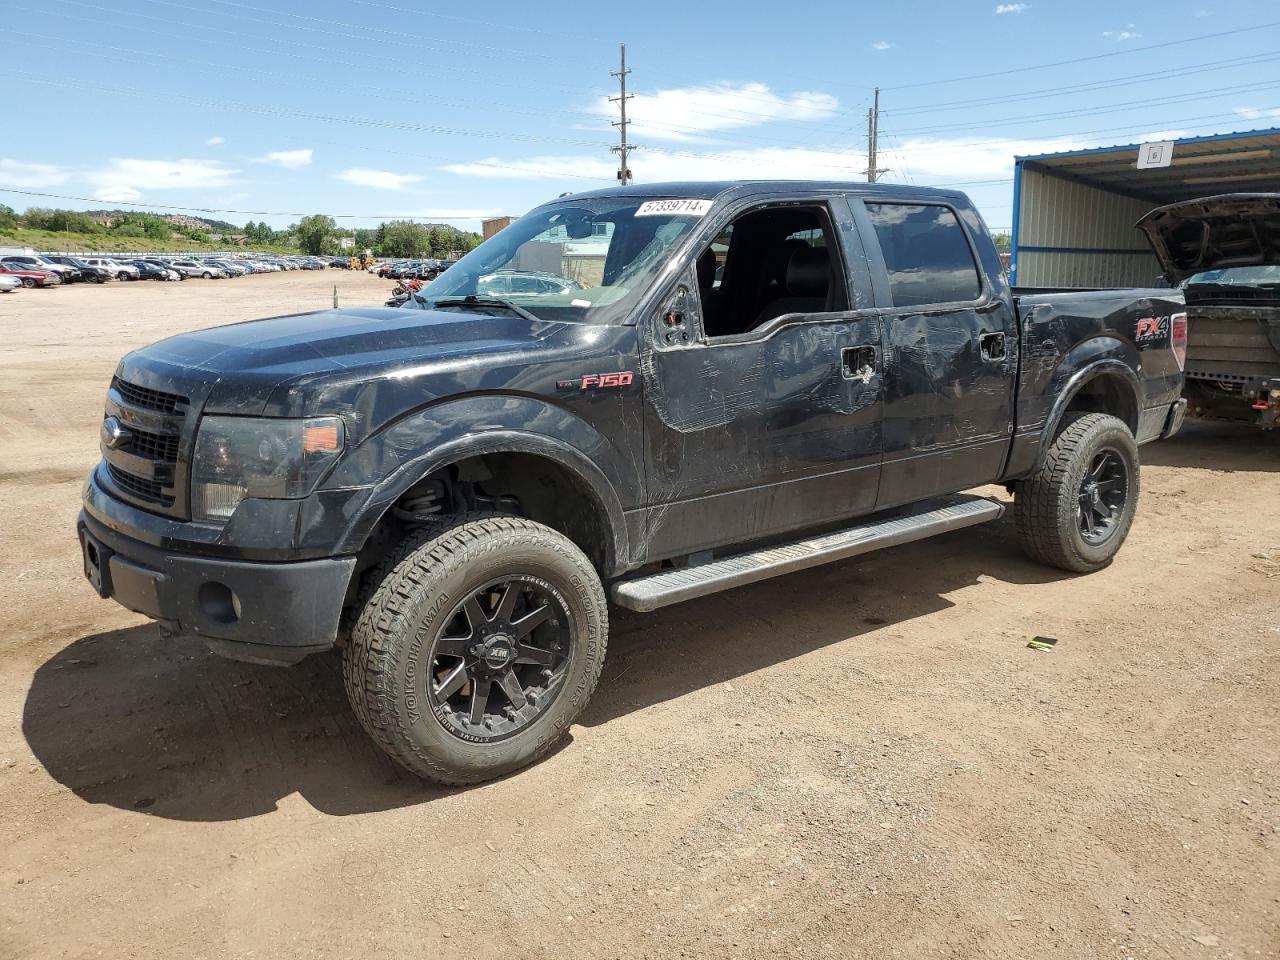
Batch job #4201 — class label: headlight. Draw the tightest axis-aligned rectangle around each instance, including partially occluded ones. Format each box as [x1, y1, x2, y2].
[190, 416, 345, 522]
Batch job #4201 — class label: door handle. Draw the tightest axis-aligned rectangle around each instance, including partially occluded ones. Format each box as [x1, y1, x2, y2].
[979, 332, 1006, 362]
[841, 345, 877, 380]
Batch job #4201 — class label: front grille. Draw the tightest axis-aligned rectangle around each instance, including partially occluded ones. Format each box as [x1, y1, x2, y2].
[107, 463, 174, 506]
[126, 427, 180, 462]
[112, 377, 188, 414]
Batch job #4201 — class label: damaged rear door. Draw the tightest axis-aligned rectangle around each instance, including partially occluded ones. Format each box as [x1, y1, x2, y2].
[637, 194, 884, 562]
[852, 197, 1018, 508]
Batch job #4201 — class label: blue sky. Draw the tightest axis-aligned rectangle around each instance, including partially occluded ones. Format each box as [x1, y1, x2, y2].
[2, 0, 1279, 233]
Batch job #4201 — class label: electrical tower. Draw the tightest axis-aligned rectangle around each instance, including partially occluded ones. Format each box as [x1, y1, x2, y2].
[609, 43, 634, 184]
[865, 87, 889, 183]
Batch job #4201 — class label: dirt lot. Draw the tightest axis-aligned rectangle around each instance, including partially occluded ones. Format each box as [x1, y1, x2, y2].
[0, 271, 1276, 959]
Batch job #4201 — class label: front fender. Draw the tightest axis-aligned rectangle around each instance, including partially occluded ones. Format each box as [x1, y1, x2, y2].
[321, 394, 636, 575]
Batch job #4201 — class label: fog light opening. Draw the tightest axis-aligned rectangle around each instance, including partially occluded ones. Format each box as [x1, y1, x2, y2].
[198, 581, 241, 624]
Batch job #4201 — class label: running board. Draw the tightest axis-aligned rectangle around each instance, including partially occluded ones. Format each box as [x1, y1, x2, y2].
[611, 494, 1005, 613]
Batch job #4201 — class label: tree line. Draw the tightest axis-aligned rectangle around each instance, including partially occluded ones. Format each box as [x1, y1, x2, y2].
[1, 204, 484, 258]
[291, 214, 482, 259]
[0, 205, 216, 244]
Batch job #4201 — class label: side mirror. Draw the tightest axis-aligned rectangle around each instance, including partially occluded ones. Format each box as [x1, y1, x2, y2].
[659, 286, 690, 346]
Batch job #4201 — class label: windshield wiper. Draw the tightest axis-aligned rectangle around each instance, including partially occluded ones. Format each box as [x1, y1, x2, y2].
[423, 295, 541, 323]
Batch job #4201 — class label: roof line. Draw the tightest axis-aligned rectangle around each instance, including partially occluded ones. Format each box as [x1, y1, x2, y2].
[1013, 125, 1280, 163]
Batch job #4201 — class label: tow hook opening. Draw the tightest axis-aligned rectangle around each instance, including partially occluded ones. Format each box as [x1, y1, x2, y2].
[198, 581, 241, 624]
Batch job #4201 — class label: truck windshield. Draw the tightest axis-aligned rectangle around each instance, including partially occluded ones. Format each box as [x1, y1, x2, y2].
[418, 197, 705, 324]
[1187, 265, 1280, 285]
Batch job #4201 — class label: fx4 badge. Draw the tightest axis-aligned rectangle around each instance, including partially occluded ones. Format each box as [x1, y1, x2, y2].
[557, 372, 635, 391]
[1134, 316, 1170, 341]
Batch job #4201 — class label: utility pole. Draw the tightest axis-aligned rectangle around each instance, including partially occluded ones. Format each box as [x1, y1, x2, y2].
[610, 43, 634, 184]
[865, 87, 889, 183]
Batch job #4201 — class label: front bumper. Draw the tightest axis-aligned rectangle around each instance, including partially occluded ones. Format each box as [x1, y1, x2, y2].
[78, 499, 356, 667]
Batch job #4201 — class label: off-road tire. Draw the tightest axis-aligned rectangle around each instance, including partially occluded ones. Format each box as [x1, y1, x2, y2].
[343, 513, 608, 785]
[1014, 412, 1139, 573]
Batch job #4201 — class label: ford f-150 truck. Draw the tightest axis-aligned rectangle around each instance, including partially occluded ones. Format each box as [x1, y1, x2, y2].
[78, 181, 1187, 784]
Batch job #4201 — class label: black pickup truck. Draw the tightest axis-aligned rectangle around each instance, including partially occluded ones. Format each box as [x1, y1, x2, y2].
[78, 181, 1186, 784]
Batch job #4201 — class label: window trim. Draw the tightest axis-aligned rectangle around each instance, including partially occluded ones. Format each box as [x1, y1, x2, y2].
[853, 198, 993, 313]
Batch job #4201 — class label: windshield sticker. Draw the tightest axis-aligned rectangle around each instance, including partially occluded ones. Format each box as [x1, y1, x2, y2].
[571, 298, 591, 308]
[635, 199, 714, 218]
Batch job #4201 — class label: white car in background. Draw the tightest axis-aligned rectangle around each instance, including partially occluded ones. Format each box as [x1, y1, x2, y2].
[168, 259, 228, 279]
[81, 257, 139, 280]
[0, 274, 22, 293]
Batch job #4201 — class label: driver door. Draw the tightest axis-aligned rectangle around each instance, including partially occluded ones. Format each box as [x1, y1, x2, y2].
[638, 197, 885, 562]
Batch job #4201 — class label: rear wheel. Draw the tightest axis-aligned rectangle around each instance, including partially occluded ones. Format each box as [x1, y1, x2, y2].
[343, 513, 607, 785]
[1014, 413, 1139, 573]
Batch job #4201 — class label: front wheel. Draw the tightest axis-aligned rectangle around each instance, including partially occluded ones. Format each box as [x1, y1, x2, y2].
[344, 514, 608, 785]
[22, 277, 36, 288]
[1013, 412, 1139, 573]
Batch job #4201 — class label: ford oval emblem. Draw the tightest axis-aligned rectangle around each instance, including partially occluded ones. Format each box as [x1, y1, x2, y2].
[101, 416, 132, 449]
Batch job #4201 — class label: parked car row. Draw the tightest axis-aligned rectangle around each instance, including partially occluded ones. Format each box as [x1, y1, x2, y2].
[376, 258, 457, 280]
[0, 252, 332, 291]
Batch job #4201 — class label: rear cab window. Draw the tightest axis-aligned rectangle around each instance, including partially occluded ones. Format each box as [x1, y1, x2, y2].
[864, 203, 982, 307]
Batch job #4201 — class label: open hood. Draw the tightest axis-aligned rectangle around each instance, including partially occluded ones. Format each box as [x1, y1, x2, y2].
[1136, 193, 1280, 284]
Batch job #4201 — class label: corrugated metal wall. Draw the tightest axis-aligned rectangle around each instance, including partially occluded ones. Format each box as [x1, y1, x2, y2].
[1013, 167, 1162, 288]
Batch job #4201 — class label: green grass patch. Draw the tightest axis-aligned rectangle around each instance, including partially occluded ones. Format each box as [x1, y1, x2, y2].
[0, 228, 300, 255]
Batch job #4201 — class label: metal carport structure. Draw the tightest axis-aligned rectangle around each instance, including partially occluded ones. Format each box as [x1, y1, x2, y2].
[1010, 126, 1280, 289]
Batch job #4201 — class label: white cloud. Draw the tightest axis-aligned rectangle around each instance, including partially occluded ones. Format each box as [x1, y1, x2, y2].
[445, 134, 1121, 189]
[0, 159, 70, 188]
[871, 40, 894, 51]
[587, 82, 839, 143]
[87, 158, 237, 190]
[1233, 106, 1280, 121]
[334, 167, 425, 190]
[93, 185, 142, 203]
[205, 136, 225, 146]
[1103, 25, 1142, 41]
[258, 148, 313, 169]
[995, 3, 1029, 12]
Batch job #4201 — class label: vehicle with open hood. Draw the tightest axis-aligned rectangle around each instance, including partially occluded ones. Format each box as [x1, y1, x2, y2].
[1138, 193, 1280, 428]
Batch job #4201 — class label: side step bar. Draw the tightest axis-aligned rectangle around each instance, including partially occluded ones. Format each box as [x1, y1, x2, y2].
[611, 494, 1005, 613]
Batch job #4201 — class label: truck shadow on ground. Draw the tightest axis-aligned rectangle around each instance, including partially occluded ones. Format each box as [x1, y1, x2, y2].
[1142, 419, 1279, 472]
[23, 516, 1063, 822]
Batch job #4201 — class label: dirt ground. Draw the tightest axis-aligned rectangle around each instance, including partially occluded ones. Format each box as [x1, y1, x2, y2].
[0, 271, 1276, 960]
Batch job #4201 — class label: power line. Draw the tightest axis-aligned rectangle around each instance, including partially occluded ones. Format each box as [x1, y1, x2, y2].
[882, 50, 1280, 116]
[883, 19, 1280, 90]
[885, 79, 1280, 137]
[0, 70, 616, 148]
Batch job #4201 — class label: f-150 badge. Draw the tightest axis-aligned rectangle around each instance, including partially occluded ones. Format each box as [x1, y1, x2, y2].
[557, 372, 635, 391]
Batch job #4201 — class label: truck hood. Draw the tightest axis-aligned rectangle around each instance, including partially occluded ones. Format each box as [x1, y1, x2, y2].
[121, 305, 571, 416]
[1136, 193, 1280, 283]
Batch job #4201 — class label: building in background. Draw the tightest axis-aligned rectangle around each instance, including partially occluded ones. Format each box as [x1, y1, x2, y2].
[1010, 127, 1280, 289]
[482, 216, 514, 240]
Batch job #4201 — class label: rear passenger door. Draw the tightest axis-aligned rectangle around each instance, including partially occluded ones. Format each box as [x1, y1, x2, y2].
[852, 198, 1018, 508]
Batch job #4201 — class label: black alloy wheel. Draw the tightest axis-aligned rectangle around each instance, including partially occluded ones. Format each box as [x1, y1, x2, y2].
[1077, 447, 1128, 545]
[426, 576, 572, 743]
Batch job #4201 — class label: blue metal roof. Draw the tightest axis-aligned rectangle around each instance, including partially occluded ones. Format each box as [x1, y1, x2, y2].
[1011, 126, 1280, 205]
[1014, 125, 1280, 163]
